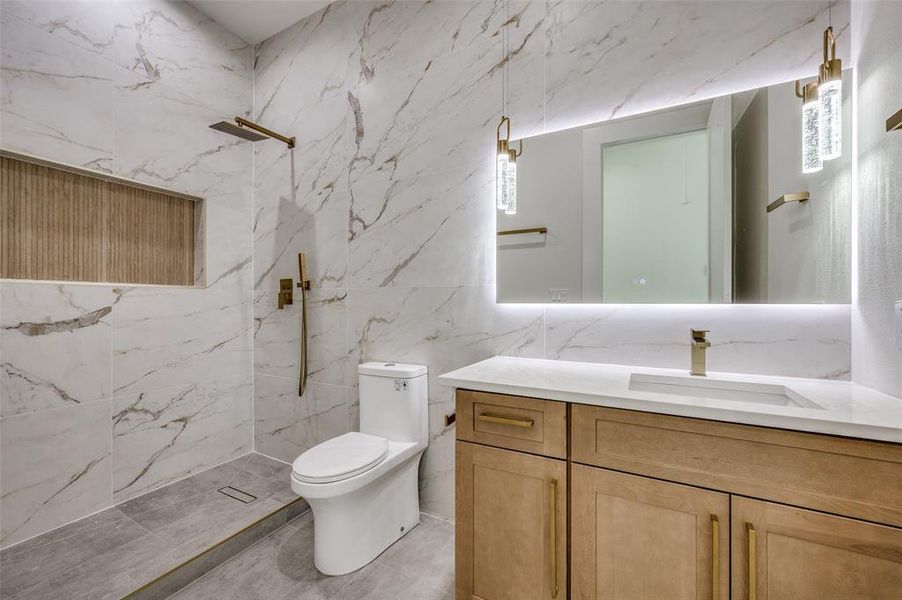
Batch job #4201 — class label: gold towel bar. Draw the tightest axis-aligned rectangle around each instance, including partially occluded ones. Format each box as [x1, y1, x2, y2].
[888, 108, 902, 132]
[766, 192, 809, 214]
[497, 227, 548, 236]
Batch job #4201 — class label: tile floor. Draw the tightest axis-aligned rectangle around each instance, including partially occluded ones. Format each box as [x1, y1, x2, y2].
[0, 453, 302, 600]
[169, 511, 455, 600]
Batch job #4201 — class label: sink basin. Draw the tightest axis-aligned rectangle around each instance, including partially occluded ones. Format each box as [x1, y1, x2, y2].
[629, 373, 823, 409]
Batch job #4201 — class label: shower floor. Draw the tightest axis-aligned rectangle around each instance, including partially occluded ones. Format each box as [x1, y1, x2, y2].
[0, 453, 305, 600]
[169, 510, 455, 599]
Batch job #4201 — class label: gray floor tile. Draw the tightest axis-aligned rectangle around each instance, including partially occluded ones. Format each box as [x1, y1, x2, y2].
[170, 515, 350, 600]
[0, 453, 302, 600]
[8, 532, 171, 600]
[170, 511, 455, 600]
[0, 508, 146, 598]
[239, 453, 292, 483]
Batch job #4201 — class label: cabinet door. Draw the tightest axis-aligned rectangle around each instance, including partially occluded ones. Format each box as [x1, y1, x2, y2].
[732, 496, 902, 600]
[571, 464, 729, 600]
[456, 441, 566, 600]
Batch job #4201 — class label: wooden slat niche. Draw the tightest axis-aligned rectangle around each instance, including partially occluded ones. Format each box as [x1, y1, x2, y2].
[1, 155, 198, 286]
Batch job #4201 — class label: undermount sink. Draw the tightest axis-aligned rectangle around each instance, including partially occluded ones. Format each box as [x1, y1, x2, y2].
[629, 373, 824, 409]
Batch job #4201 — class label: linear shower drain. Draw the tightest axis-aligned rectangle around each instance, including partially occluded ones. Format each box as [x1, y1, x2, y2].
[217, 485, 258, 504]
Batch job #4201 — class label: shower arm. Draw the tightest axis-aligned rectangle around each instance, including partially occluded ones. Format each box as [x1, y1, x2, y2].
[297, 253, 311, 396]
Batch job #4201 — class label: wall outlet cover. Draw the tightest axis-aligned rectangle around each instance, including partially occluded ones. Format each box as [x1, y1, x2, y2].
[896, 301, 902, 351]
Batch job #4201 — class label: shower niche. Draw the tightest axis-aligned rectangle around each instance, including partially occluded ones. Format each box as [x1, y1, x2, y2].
[0, 150, 204, 287]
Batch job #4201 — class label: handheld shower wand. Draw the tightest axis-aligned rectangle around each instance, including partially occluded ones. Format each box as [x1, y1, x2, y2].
[297, 253, 311, 396]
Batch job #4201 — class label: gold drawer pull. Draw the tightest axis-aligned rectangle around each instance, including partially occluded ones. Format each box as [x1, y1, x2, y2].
[549, 478, 559, 599]
[747, 522, 757, 600]
[711, 514, 720, 600]
[478, 412, 535, 428]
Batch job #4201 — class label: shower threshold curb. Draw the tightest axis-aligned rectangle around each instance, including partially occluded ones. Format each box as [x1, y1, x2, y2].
[123, 497, 308, 600]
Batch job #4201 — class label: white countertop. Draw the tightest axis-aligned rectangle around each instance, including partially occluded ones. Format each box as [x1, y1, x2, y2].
[439, 356, 902, 443]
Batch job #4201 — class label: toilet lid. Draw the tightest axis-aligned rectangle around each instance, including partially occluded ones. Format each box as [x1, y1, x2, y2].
[292, 432, 389, 484]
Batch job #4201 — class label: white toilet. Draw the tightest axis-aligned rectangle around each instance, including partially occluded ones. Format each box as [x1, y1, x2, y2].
[290, 362, 428, 576]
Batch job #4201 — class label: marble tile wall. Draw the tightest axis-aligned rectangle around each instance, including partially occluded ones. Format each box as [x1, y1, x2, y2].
[0, 1, 255, 548]
[851, 0, 902, 398]
[252, 0, 853, 519]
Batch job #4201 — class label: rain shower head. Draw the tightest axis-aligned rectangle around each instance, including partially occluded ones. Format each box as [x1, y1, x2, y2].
[209, 117, 295, 148]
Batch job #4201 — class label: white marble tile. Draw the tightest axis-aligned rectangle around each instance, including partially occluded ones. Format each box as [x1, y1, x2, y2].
[253, 95, 351, 292]
[254, 288, 348, 386]
[1, 1, 118, 59]
[545, 304, 851, 380]
[112, 0, 252, 117]
[0, 12, 114, 171]
[113, 72, 252, 200]
[544, 0, 850, 133]
[349, 0, 504, 86]
[348, 32, 504, 185]
[254, 1, 350, 124]
[349, 165, 495, 288]
[253, 374, 350, 463]
[203, 201, 254, 293]
[0, 401, 112, 549]
[112, 376, 252, 502]
[111, 287, 252, 396]
[1, 283, 114, 417]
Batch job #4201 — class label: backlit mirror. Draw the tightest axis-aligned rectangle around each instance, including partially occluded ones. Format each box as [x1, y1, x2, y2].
[497, 72, 852, 304]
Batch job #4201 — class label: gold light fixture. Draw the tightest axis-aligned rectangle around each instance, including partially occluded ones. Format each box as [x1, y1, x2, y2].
[496, 116, 522, 215]
[818, 26, 842, 160]
[795, 79, 822, 174]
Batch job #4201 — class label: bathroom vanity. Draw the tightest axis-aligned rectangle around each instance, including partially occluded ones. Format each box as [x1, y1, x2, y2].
[441, 357, 902, 600]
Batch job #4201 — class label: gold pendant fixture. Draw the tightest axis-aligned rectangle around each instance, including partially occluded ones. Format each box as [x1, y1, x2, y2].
[496, 116, 522, 215]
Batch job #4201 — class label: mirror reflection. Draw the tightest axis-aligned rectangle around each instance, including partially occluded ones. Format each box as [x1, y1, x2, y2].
[497, 73, 852, 304]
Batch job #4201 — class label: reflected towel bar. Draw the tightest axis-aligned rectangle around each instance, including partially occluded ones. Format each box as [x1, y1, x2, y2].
[497, 227, 548, 236]
[766, 192, 809, 214]
[888, 108, 902, 132]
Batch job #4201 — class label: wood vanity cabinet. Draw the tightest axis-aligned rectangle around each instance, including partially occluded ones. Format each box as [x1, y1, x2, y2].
[570, 465, 729, 600]
[455, 390, 567, 600]
[455, 389, 902, 600]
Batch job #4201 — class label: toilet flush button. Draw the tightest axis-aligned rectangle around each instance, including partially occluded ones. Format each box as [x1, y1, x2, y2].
[394, 380, 409, 391]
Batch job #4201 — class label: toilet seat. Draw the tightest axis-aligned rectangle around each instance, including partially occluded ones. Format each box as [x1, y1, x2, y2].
[292, 432, 389, 484]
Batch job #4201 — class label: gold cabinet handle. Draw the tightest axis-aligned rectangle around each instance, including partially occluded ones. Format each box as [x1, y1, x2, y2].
[711, 514, 720, 600]
[747, 522, 757, 600]
[477, 412, 534, 428]
[549, 478, 559, 599]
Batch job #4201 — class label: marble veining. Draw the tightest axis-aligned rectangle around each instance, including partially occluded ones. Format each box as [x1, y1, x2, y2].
[0, 0, 255, 544]
[1, 284, 114, 417]
[249, 0, 857, 521]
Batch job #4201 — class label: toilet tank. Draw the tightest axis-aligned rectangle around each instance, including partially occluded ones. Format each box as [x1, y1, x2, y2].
[358, 362, 428, 446]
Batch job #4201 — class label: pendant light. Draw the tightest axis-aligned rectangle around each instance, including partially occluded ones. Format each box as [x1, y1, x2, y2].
[796, 79, 823, 174]
[818, 26, 842, 160]
[495, 0, 522, 215]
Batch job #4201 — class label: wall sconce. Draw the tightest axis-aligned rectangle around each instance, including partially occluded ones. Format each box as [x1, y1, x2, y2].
[496, 116, 522, 215]
[795, 80, 822, 174]
[819, 26, 842, 160]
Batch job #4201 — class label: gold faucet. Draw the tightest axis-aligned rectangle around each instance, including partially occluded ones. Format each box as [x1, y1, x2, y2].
[690, 329, 711, 376]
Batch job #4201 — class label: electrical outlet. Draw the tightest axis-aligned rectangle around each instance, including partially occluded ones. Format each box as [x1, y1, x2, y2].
[895, 301, 902, 351]
[549, 289, 569, 303]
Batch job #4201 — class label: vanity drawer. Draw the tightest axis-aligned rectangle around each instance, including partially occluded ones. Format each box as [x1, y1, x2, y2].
[456, 390, 567, 459]
[571, 404, 902, 527]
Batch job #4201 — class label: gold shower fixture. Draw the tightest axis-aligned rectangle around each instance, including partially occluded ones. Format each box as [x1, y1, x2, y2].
[496, 116, 522, 215]
[209, 116, 295, 148]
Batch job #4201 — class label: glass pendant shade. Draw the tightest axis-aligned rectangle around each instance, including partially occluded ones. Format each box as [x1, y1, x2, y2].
[503, 154, 517, 215]
[497, 151, 512, 211]
[802, 98, 822, 174]
[819, 78, 842, 161]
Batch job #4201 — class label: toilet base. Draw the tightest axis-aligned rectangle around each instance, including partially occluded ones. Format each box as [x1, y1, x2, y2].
[305, 454, 422, 576]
